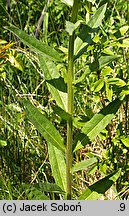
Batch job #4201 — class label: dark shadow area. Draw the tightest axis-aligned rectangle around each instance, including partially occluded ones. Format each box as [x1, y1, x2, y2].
[46, 77, 67, 92]
[100, 98, 121, 115]
[85, 171, 118, 194]
[88, 60, 99, 72]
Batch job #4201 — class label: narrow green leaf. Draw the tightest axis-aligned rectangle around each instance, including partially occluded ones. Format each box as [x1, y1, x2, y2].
[115, 38, 129, 48]
[120, 89, 129, 97]
[78, 169, 121, 200]
[0, 39, 7, 44]
[8, 54, 23, 72]
[39, 56, 67, 111]
[71, 158, 97, 173]
[74, 99, 121, 151]
[23, 99, 65, 153]
[74, 4, 107, 58]
[5, 25, 61, 61]
[48, 143, 66, 192]
[38, 182, 65, 193]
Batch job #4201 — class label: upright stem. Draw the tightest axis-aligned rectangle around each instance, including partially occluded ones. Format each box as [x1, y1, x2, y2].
[66, 0, 79, 200]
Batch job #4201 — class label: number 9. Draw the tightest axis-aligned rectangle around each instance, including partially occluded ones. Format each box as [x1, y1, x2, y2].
[120, 203, 125, 211]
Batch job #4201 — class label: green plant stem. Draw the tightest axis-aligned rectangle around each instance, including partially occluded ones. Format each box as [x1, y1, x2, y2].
[66, 0, 79, 200]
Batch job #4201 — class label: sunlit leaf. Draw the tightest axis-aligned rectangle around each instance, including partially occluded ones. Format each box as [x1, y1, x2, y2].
[93, 79, 104, 92]
[8, 55, 23, 72]
[61, 0, 73, 6]
[87, 4, 107, 29]
[0, 140, 7, 147]
[108, 78, 126, 87]
[120, 136, 129, 148]
[105, 83, 113, 102]
[119, 26, 129, 35]
[0, 39, 7, 45]
[82, 99, 121, 141]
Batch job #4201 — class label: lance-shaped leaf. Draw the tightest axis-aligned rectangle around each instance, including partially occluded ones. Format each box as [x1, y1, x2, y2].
[78, 169, 121, 200]
[5, 25, 61, 62]
[23, 182, 65, 194]
[87, 4, 107, 29]
[39, 56, 67, 111]
[25, 187, 50, 200]
[48, 143, 67, 192]
[71, 158, 97, 173]
[38, 182, 65, 194]
[73, 99, 121, 152]
[74, 4, 107, 58]
[23, 99, 65, 152]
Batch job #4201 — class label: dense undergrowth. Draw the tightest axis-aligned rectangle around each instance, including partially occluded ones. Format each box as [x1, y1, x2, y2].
[0, 0, 129, 200]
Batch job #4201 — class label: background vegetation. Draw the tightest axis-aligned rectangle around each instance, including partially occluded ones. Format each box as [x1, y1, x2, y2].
[0, 0, 129, 199]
